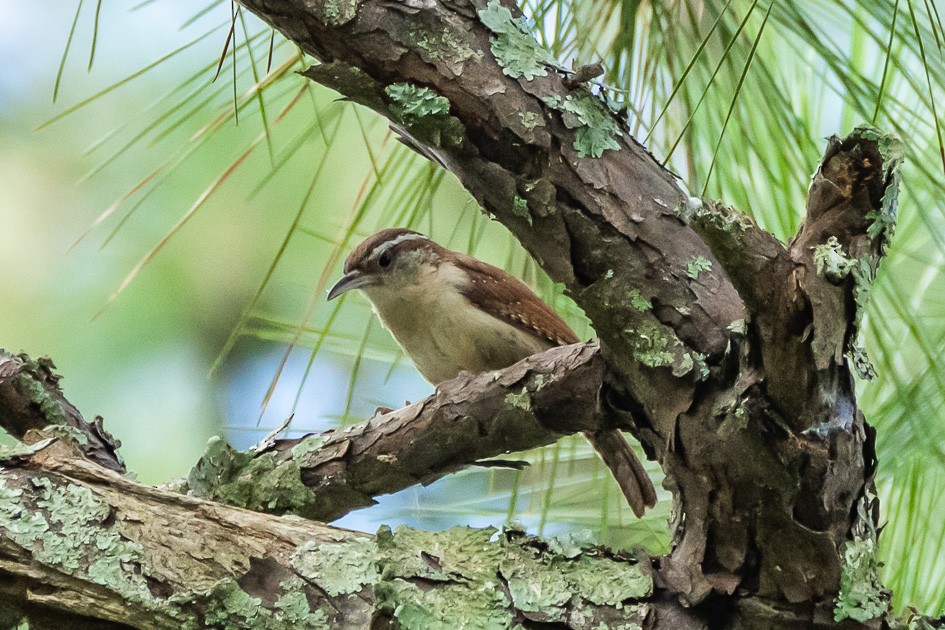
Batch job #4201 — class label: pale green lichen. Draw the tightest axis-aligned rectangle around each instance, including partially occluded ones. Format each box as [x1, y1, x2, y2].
[559, 555, 651, 606]
[835, 537, 888, 622]
[290, 433, 329, 466]
[628, 325, 674, 368]
[849, 255, 879, 379]
[687, 256, 712, 279]
[0, 479, 49, 544]
[505, 387, 532, 411]
[674, 352, 709, 379]
[378, 525, 506, 580]
[376, 526, 514, 629]
[627, 289, 651, 312]
[1, 476, 154, 604]
[519, 111, 542, 130]
[384, 83, 463, 147]
[201, 579, 264, 627]
[385, 83, 451, 119]
[512, 195, 532, 225]
[544, 92, 622, 158]
[727, 319, 747, 335]
[502, 558, 572, 613]
[372, 525, 649, 629]
[814, 236, 855, 282]
[857, 126, 903, 246]
[274, 578, 330, 626]
[411, 24, 483, 73]
[187, 436, 317, 516]
[292, 537, 378, 596]
[0, 437, 57, 463]
[319, 0, 358, 26]
[478, 0, 548, 80]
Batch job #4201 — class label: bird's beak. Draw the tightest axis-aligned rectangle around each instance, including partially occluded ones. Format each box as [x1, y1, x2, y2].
[327, 271, 373, 300]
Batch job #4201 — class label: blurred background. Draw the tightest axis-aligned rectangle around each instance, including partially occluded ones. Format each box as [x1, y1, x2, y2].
[1, 0, 943, 615]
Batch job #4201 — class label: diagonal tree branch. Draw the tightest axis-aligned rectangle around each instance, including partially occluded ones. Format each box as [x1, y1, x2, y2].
[183, 342, 633, 522]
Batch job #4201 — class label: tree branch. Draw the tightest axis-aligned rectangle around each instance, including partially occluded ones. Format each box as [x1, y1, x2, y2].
[0, 439, 652, 629]
[0, 351, 124, 474]
[184, 342, 624, 522]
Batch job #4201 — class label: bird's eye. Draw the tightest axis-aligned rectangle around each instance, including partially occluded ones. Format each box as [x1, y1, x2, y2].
[378, 251, 392, 268]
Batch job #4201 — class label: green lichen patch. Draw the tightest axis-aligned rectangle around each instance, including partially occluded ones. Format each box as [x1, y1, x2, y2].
[316, 0, 358, 27]
[686, 256, 712, 280]
[274, 578, 330, 626]
[372, 525, 650, 628]
[501, 556, 571, 614]
[674, 352, 709, 380]
[627, 325, 675, 368]
[377, 578, 514, 630]
[0, 475, 154, 604]
[814, 236, 855, 282]
[559, 555, 651, 606]
[835, 536, 889, 622]
[0, 437, 57, 464]
[519, 111, 542, 130]
[849, 255, 879, 379]
[292, 537, 378, 596]
[411, 23, 483, 75]
[375, 525, 515, 629]
[478, 0, 549, 80]
[504, 387, 532, 411]
[727, 319, 747, 335]
[386, 83, 451, 119]
[290, 434, 329, 467]
[378, 525, 506, 582]
[188, 436, 317, 516]
[627, 289, 651, 312]
[544, 92, 622, 158]
[384, 83, 463, 147]
[0, 478, 49, 544]
[181, 575, 333, 630]
[512, 195, 532, 225]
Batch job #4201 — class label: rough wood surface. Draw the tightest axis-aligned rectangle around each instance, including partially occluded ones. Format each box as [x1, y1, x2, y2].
[0, 440, 653, 629]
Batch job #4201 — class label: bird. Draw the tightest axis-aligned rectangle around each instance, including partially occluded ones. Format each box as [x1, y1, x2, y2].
[327, 227, 657, 517]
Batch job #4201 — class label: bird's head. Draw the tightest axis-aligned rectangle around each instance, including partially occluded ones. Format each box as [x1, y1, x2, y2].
[327, 228, 444, 303]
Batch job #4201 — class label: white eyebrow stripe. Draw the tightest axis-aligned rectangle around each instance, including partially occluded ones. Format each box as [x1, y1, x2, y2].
[371, 232, 428, 259]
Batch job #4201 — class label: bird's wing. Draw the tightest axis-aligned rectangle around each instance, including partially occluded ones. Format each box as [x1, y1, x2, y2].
[452, 253, 580, 346]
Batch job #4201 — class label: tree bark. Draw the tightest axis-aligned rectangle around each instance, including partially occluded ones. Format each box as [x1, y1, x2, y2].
[0, 0, 915, 627]
[235, 0, 897, 615]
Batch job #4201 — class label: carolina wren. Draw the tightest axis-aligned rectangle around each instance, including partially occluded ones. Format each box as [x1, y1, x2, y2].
[328, 228, 656, 517]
